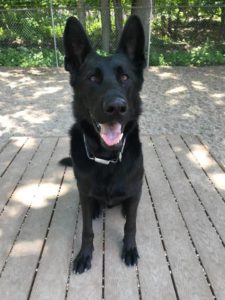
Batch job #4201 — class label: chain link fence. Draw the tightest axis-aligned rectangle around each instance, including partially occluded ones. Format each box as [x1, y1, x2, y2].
[0, 4, 225, 67]
[0, 5, 133, 67]
[150, 4, 225, 66]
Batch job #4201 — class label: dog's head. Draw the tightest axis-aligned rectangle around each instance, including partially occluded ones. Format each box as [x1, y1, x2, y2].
[64, 15, 145, 150]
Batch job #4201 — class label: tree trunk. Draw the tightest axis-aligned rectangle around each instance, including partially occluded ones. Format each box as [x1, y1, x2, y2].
[221, 6, 225, 37]
[167, 12, 172, 36]
[131, 0, 152, 52]
[113, 0, 123, 46]
[77, 0, 86, 29]
[101, 0, 111, 52]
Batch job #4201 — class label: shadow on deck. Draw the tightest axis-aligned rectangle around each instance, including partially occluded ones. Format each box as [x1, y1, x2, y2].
[0, 135, 225, 299]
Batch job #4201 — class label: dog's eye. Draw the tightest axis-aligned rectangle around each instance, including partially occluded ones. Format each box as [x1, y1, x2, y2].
[89, 75, 98, 82]
[120, 74, 129, 81]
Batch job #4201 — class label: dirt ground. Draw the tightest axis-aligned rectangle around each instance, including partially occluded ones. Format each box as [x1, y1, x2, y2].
[0, 66, 225, 167]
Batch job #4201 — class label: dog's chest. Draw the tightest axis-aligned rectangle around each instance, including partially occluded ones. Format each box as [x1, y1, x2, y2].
[90, 167, 128, 205]
[75, 155, 142, 206]
[71, 125, 143, 205]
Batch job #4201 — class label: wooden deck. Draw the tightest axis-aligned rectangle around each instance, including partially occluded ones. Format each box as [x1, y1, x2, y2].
[0, 135, 225, 300]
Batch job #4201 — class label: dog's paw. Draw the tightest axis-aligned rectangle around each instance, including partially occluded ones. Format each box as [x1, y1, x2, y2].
[73, 252, 92, 274]
[122, 246, 139, 266]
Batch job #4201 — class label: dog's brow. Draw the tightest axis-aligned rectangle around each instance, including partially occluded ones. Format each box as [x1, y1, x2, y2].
[84, 66, 101, 76]
[115, 65, 124, 72]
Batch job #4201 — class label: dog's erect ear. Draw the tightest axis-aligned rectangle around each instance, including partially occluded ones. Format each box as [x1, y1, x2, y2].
[117, 15, 145, 68]
[63, 16, 92, 72]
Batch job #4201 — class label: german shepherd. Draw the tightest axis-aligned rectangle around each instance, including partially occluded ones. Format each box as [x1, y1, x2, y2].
[62, 15, 145, 274]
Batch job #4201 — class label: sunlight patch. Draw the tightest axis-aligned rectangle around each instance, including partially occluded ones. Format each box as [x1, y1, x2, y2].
[0, 71, 11, 77]
[182, 113, 195, 119]
[191, 81, 208, 91]
[13, 109, 51, 124]
[0, 115, 17, 130]
[173, 146, 182, 152]
[11, 240, 43, 256]
[8, 77, 35, 89]
[166, 86, 187, 94]
[210, 173, 225, 191]
[210, 92, 225, 99]
[157, 72, 178, 80]
[168, 98, 179, 106]
[33, 86, 62, 99]
[11, 137, 27, 148]
[191, 145, 215, 169]
[12, 182, 71, 208]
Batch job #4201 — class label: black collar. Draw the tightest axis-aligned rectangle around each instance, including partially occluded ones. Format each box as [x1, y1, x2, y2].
[83, 134, 126, 165]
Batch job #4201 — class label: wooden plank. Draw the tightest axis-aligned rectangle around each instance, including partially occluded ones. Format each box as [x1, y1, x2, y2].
[0, 138, 68, 300]
[0, 138, 56, 272]
[182, 135, 225, 199]
[104, 206, 139, 300]
[29, 168, 79, 300]
[198, 137, 225, 172]
[0, 137, 41, 212]
[142, 137, 212, 300]
[168, 135, 225, 243]
[137, 181, 177, 300]
[0, 140, 10, 153]
[67, 205, 103, 300]
[152, 135, 225, 299]
[0, 137, 27, 177]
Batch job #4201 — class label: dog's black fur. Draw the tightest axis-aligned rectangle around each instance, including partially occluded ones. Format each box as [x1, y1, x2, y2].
[62, 15, 145, 274]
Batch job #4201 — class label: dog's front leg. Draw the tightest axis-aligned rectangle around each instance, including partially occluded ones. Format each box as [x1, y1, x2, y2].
[73, 193, 94, 274]
[122, 196, 140, 266]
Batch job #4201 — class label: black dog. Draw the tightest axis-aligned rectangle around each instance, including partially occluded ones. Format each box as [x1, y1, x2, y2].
[62, 15, 145, 274]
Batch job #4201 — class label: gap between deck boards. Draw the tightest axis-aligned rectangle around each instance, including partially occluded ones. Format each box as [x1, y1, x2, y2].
[0, 136, 225, 300]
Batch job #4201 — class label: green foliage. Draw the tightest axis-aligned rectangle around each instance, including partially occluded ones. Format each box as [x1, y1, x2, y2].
[149, 0, 225, 66]
[150, 43, 225, 66]
[85, 12, 102, 49]
[0, 1, 225, 67]
[0, 0, 78, 8]
[0, 46, 112, 67]
[0, 47, 64, 67]
[96, 49, 110, 56]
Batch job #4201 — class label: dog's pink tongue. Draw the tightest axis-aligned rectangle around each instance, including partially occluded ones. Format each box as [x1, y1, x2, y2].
[100, 123, 123, 146]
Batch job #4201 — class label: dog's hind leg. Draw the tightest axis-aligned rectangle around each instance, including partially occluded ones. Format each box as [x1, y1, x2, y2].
[73, 193, 94, 274]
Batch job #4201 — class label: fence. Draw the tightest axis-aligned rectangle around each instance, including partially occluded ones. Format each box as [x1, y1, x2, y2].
[0, 4, 225, 67]
[151, 4, 225, 66]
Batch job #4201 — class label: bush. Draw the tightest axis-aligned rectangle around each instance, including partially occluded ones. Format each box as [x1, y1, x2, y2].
[0, 47, 64, 67]
[149, 43, 225, 66]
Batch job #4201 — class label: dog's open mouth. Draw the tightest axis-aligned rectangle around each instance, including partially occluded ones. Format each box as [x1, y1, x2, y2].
[91, 115, 124, 147]
[99, 123, 123, 146]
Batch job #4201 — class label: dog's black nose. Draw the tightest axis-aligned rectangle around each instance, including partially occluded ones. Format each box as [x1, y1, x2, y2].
[103, 98, 128, 116]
